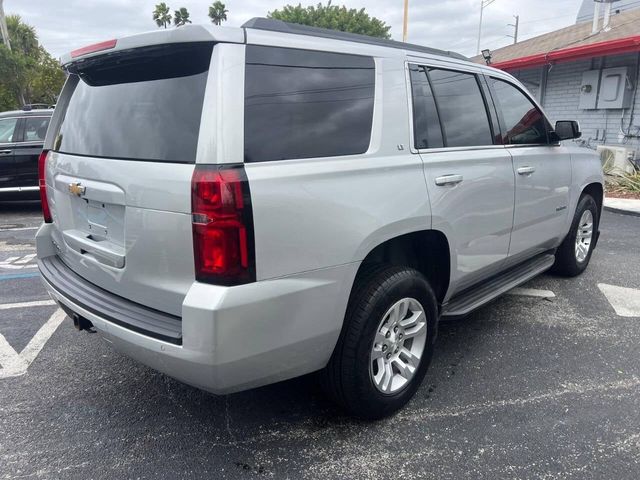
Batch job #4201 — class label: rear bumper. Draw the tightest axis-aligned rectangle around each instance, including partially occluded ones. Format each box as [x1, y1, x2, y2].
[36, 225, 358, 394]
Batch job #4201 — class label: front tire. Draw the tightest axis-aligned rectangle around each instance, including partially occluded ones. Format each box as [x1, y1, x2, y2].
[551, 194, 598, 277]
[320, 265, 438, 419]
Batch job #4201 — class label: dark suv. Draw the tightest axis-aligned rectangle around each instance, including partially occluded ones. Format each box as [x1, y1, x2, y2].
[0, 107, 53, 198]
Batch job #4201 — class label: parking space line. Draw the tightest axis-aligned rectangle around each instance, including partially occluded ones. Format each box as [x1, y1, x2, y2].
[598, 283, 640, 317]
[0, 299, 56, 310]
[0, 335, 28, 376]
[0, 226, 39, 232]
[508, 287, 556, 298]
[20, 309, 67, 365]
[0, 309, 66, 379]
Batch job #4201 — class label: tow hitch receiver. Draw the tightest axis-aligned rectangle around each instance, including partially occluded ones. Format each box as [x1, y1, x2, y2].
[72, 314, 96, 333]
[60, 304, 96, 333]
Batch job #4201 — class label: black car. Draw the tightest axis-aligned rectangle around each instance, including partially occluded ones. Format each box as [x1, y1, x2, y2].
[0, 107, 53, 198]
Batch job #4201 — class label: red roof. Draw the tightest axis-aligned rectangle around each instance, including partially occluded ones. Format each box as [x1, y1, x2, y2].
[492, 35, 640, 70]
[473, 8, 640, 71]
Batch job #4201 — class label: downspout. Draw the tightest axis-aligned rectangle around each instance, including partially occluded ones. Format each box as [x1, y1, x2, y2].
[592, 1, 600, 34]
[603, 1, 612, 31]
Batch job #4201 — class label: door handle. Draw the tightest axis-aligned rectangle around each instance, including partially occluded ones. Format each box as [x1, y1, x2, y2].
[517, 166, 536, 175]
[435, 174, 463, 186]
[0, 150, 12, 155]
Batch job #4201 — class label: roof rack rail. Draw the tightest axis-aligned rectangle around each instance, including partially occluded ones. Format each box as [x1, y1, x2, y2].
[22, 104, 53, 111]
[242, 18, 468, 61]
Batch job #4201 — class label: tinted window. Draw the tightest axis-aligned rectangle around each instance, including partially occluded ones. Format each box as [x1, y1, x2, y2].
[427, 69, 493, 148]
[55, 43, 212, 162]
[490, 78, 549, 145]
[244, 46, 375, 162]
[0, 118, 18, 143]
[409, 65, 443, 149]
[23, 117, 50, 142]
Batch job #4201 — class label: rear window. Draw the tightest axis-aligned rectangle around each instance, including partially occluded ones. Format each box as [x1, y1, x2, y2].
[23, 117, 50, 142]
[244, 46, 375, 162]
[54, 43, 212, 163]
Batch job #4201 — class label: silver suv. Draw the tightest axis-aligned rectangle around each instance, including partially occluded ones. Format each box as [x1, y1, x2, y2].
[36, 19, 603, 419]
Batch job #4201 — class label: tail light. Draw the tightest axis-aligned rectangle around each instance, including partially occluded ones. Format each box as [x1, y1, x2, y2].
[191, 165, 256, 286]
[38, 150, 52, 223]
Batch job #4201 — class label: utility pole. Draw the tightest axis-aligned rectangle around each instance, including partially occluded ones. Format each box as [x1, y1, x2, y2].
[477, 0, 496, 55]
[402, 0, 409, 42]
[0, 0, 11, 51]
[507, 15, 519, 44]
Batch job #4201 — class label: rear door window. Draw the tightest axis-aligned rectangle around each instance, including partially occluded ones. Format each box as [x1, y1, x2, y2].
[409, 64, 444, 149]
[244, 46, 375, 162]
[0, 118, 18, 143]
[427, 68, 494, 148]
[54, 43, 213, 163]
[489, 77, 550, 145]
[23, 117, 50, 142]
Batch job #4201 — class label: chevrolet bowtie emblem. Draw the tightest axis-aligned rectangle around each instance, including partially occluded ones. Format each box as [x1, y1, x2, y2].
[68, 182, 86, 197]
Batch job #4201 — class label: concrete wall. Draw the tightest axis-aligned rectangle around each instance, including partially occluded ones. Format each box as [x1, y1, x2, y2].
[509, 52, 640, 158]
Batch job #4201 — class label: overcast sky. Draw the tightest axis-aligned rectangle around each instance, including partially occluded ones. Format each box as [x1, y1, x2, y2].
[5, 0, 582, 58]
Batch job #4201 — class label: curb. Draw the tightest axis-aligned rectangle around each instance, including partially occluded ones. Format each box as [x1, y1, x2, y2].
[604, 205, 640, 217]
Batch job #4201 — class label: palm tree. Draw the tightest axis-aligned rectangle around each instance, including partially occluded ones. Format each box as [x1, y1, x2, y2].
[6, 15, 38, 58]
[208, 1, 228, 26]
[173, 7, 192, 27]
[152, 3, 172, 29]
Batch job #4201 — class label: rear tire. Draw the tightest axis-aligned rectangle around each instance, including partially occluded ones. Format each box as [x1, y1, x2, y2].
[320, 265, 438, 419]
[551, 194, 598, 277]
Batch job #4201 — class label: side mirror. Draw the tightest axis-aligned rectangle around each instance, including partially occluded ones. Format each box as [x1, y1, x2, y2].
[554, 120, 581, 141]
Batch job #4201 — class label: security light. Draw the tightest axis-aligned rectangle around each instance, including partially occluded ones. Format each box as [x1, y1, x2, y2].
[481, 49, 492, 65]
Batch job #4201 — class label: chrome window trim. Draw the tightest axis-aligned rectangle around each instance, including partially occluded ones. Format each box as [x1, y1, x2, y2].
[416, 144, 508, 154]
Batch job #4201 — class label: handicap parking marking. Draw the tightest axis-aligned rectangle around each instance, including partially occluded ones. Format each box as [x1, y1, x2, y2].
[0, 308, 66, 379]
[0, 241, 36, 253]
[0, 253, 37, 270]
[598, 283, 640, 317]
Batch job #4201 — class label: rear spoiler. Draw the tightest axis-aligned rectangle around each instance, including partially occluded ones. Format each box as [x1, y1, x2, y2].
[60, 25, 244, 66]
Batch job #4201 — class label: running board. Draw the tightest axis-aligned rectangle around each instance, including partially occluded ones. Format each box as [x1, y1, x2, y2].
[441, 253, 555, 319]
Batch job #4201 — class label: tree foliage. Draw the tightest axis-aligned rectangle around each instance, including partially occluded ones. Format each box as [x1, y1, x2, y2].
[208, 1, 228, 26]
[268, 1, 391, 39]
[153, 2, 172, 29]
[0, 15, 65, 111]
[173, 7, 192, 27]
[6, 15, 38, 57]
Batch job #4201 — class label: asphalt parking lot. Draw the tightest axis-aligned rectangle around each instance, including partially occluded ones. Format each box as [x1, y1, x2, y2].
[1, 201, 639, 480]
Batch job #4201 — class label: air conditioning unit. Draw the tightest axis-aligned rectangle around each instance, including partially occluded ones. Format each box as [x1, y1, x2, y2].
[597, 145, 637, 176]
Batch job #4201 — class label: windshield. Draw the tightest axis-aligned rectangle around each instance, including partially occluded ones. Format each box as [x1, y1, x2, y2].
[54, 43, 213, 163]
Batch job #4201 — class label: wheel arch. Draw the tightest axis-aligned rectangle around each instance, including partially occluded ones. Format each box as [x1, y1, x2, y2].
[353, 229, 452, 306]
[581, 182, 604, 217]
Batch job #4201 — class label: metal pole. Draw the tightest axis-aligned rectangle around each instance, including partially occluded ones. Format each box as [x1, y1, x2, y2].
[513, 15, 519, 44]
[476, 0, 483, 55]
[477, 0, 496, 55]
[0, 0, 11, 51]
[402, 0, 409, 42]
